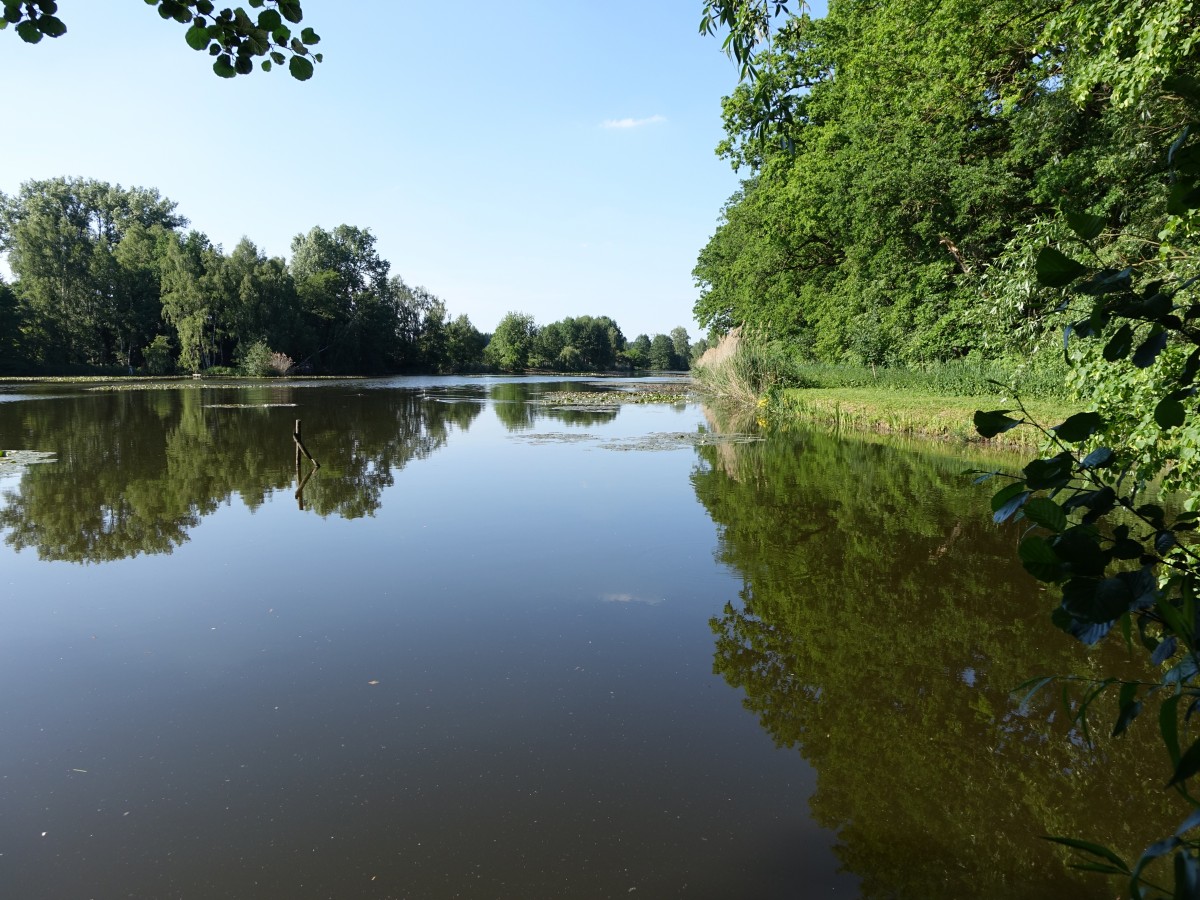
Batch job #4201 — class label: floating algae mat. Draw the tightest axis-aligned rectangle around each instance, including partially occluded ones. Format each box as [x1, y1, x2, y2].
[0, 450, 57, 472]
[538, 389, 695, 406]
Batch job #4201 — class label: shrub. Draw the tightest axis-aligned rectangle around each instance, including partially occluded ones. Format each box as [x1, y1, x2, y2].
[239, 341, 275, 378]
[142, 335, 174, 376]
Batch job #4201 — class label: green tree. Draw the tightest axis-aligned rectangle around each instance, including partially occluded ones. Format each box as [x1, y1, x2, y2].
[444, 313, 486, 372]
[1, 1, 322, 80]
[531, 315, 626, 372]
[224, 237, 301, 360]
[141, 334, 173, 375]
[484, 311, 537, 372]
[625, 333, 652, 369]
[670, 326, 691, 368]
[290, 224, 398, 373]
[0, 278, 26, 372]
[0, 177, 184, 368]
[648, 333, 675, 369]
[159, 230, 228, 372]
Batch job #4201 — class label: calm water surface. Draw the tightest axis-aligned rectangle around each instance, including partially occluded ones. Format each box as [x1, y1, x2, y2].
[0, 377, 1178, 898]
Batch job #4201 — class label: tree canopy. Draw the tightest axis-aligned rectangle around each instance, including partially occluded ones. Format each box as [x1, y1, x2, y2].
[693, 0, 1186, 370]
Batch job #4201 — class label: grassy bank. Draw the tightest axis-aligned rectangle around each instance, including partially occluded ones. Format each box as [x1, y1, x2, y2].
[763, 387, 1073, 450]
[694, 334, 1077, 450]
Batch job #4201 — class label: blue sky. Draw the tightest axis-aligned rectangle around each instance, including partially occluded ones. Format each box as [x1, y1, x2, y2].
[0, 2, 763, 341]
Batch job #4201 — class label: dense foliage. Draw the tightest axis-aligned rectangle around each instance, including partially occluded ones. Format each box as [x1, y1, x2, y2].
[693, 0, 1182, 376]
[700, 0, 1200, 893]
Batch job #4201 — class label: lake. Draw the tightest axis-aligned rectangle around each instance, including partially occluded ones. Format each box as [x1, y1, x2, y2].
[0, 377, 1177, 898]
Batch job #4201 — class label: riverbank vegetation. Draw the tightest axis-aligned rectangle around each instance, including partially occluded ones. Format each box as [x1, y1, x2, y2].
[695, 0, 1200, 891]
[695, 333, 1073, 447]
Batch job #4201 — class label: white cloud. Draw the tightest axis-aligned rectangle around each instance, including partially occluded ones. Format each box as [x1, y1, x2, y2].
[601, 114, 667, 130]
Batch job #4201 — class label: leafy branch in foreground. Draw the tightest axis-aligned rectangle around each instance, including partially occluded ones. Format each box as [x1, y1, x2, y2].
[975, 91, 1200, 897]
[0, 0, 321, 79]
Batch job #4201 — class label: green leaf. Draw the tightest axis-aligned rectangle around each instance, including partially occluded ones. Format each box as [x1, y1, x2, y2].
[1133, 329, 1169, 369]
[1023, 497, 1067, 533]
[1064, 209, 1105, 241]
[16, 19, 42, 42]
[1113, 682, 1141, 737]
[300, 26, 319, 44]
[278, 0, 303, 24]
[1042, 836, 1130, 874]
[213, 54, 237, 78]
[1081, 447, 1114, 469]
[1103, 324, 1133, 362]
[991, 482, 1027, 512]
[1054, 531, 1106, 576]
[1023, 453, 1074, 490]
[1138, 507, 1167, 532]
[1131, 836, 1183, 888]
[1156, 396, 1187, 429]
[1175, 846, 1200, 898]
[1162, 694, 1183, 770]
[1168, 737, 1200, 787]
[260, 58, 272, 72]
[1019, 535, 1062, 581]
[166, 1, 191, 24]
[1013, 675, 1055, 710]
[1168, 179, 1200, 216]
[973, 409, 1022, 438]
[1036, 247, 1087, 288]
[257, 8, 281, 30]
[1052, 411, 1104, 443]
[288, 54, 314, 80]
[234, 54, 253, 75]
[1063, 576, 1133, 623]
[35, 14, 65, 37]
[185, 23, 210, 51]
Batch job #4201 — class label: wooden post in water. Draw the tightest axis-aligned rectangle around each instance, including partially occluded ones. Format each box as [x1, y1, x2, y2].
[293, 419, 319, 468]
[292, 418, 320, 511]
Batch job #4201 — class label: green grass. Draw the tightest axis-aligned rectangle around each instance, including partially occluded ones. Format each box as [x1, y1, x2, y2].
[692, 336, 1078, 449]
[767, 387, 1075, 450]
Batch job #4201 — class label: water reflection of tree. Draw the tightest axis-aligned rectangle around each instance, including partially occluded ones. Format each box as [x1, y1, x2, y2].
[489, 381, 619, 431]
[692, 428, 1176, 899]
[0, 387, 481, 562]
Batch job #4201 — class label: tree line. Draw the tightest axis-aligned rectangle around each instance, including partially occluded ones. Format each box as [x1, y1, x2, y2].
[484, 311, 698, 373]
[0, 177, 695, 376]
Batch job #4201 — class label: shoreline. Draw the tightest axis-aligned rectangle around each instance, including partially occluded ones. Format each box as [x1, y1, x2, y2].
[756, 387, 1074, 451]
